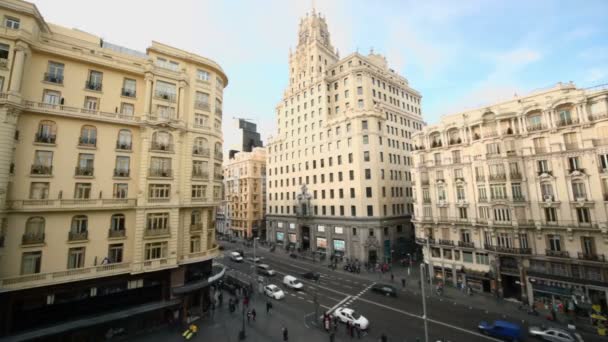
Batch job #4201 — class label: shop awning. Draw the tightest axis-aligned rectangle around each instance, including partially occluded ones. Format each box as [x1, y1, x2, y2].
[172, 265, 226, 295]
[0, 299, 181, 342]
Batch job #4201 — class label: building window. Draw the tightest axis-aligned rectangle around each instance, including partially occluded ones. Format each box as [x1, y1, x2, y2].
[145, 242, 168, 260]
[190, 236, 201, 253]
[79, 125, 97, 146]
[86, 71, 103, 91]
[110, 214, 126, 232]
[192, 184, 207, 199]
[45, 62, 64, 84]
[155, 80, 177, 100]
[493, 207, 510, 222]
[572, 181, 586, 200]
[475, 253, 489, 265]
[21, 251, 42, 275]
[149, 184, 171, 200]
[114, 156, 130, 177]
[42, 89, 61, 105]
[364, 169, 371, 179]
[364, 151, 370, 162]
[5, 16, 20, 29]
[108, 244, 124, 263]
[547, 234, 562, 251]
[119, 102, 134, 116]
[458, 208, 468, 219]
[67, 247, 86, 269]
[351, 206, 356, 216]
[117, 129, 132, 150]
[29, 182, 49, 199]
[367, 205, 373, 217]
[113, 183, 128, 199]
[362, 135, 369, 144]
[147, 213, 170, 230]
[581, 236, 595, 255]
[544, 207, 557, 223]
[197, 69, 210, 81]
[74, 183, 92, 199]
[366, 187, 372, 198]
[76, 153, 95, 176]
[150, 157, 172, 177]
[32, 150, 53, 175]
[576, 207, 591, 224]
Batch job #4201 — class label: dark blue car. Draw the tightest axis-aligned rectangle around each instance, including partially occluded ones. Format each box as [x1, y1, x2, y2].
[478, 320, 523, 341]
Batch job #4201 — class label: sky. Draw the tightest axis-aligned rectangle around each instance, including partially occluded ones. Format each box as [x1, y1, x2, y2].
[32, 0, 608, 151]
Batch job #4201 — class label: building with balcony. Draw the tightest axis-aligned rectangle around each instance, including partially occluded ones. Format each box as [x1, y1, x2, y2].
[265, 10, 424, 263]
[0, 0, 227, 338]
[224, 147, 266, 238]
[412, 82, 608, 312]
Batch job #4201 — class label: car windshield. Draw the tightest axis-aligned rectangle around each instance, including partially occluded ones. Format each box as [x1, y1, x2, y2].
[351, 312, 361, 319]
[272, 287, 280, 292]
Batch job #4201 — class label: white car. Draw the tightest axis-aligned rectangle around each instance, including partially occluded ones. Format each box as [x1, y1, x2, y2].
[247, 256, 263, 263]
[528, 326, 583, 342]
[264, 284, 285, 300]
[333, 307, 369, 330]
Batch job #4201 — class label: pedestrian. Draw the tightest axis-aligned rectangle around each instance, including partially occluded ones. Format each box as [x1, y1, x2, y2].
[333, 317, 339, 332]
[380, 333, 388, 342]
[401, 278, 406, 288]
[324, 316, 331, 332]
[282, 327, 289, 341]
[356, 324, 361, 339]
[551, 308, 557, 321]
[346, 321, 351, 336]
[391, 273, 394, 283]
[218, 292, 223, 307]
[329, 331, 335, 342]
[266, 300, 272, 314]
[252, 308, 256, 321]
[247, 310, 251, 323]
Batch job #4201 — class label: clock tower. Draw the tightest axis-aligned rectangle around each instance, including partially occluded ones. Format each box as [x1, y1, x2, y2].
[288, 9, 339, 90]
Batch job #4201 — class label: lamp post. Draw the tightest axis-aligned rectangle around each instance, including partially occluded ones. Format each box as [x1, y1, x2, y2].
[420, 263, 430, 342]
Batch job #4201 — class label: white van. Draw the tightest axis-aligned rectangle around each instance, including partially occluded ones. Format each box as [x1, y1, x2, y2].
[230, 251, 243, 262]
[282, 275, 303, 290]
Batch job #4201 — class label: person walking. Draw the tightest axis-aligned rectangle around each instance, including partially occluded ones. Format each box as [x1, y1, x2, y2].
[282, 327, 289, 341]
[333, 317, 339, 332]
[401, 278, 406, 288]
[266, 300, 272, 314]
[355, 325, 361, 339]
[247, 310, 251, 324]
[390, 273, 394, 283]
[251, 308, 256, 321]
[380, 333, 388, 342]
[346, 321, 351, 337]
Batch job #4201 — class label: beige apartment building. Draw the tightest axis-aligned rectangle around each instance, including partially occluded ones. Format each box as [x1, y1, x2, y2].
[224, 147, 266, 238]
[0, 0, 227, 338]
[412, 82, 608, 311]
[266, 10, 424, 263]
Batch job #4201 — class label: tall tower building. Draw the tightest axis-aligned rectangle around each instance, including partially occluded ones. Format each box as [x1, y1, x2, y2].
[266, 10, 425, 263]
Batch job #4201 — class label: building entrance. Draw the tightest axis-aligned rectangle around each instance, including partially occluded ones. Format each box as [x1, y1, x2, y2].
[301, 226, 310, 250]
[368, 250, 377, 264]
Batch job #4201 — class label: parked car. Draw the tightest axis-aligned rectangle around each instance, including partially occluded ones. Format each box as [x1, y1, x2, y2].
[478, 320, 523, 341]
[282, 275, 303, 290]
[257, 264, 276, 276]
[370, 284, 398, 297]
[332, 307, 369, 330]
[236, 249, 245, 257]
[230, 251, 243, 262]
[301, 271, 320, 281]
[264, 284, 285, 300]
[528, 326, 584, 342]
[247, 256, 263, 263]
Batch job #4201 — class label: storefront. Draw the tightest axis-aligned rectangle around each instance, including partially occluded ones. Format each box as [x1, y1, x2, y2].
[316, 237, 327, 255]
[276, 232, 284, 243]
[528, 276, 589, 314]
[463, 269, 492, 293]
[333, 239, 345, 257]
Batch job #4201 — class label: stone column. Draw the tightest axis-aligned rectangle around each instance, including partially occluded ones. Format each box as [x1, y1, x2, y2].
[178, 81, 187, 120]
[143, 73, 153, 116]
[579, 103, 588, 123]
[9, 42, 28, 95]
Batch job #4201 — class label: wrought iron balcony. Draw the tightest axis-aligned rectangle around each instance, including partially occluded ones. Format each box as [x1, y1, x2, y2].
[35, 133, 56, 144]
[190, 223, 203, 232]
[121, 88, 136, 97]
[108, 229, 126, 238]
[577, 252, 605, 262]
[144, 228, 170, 236]
[546, 249, 569, 258]
[527, 123, 546, 132]
[193, 147, 210, 157]
[150, 141, 173, 152]
[31, 164, 52, 175]
[113, 169, 130, 177]
[195, 101, 210, 111]
[192, 170, 209, 179]
[68, 231, 88, 241]
[214, 173, 223, 180]
[149, 168, 172, 178]
[556, 118, 579, 127]
[438, 239, 454, 246]
[214, 151, 223, 160]
[116, 141, 132, 150]
[154, 91, 176, 102]
[458, 241, 475, 248]
[44, 73, 63, 84]
[85, 80, 102, 91]
[22, 233, 45, 245]
[78, 137, 96, 147]
[75, 166, 94, 176]
[510, 172, 522, 180]
[485, 244, 531, 255]
[489, 173, 506, 181]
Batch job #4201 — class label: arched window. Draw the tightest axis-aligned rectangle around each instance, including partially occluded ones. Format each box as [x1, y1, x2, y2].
[117, 130, 132, 150]
[36, 120, 57, 143]
[151, 131, 173, 151]
[79, 125, 97, 146]
[193, 137, 208, 155]
[25, 217, 45, 236]
[71, 215, 88, 233]
[110, 214, 126, 231]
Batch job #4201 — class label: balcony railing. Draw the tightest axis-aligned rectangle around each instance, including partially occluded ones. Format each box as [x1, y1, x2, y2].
[484, 244, 532, 255]
[568, 168, 585, 174]
[150, 141, 174, 152]
[458, 241, 475, 248]
[577, 252, 606, 262]
[192, 171, 209, 179]
[121, 88, 136, 97]
[31, 164, 52, 175]
[193, 147, 210, 157]
[214, 151, 223, 160]
[556, 118, 579, 127]
[527, 123, 546, 132]
[108, 229, 126, 238]
[144, 228, 170, 237]
[546, 249, 569, 258]
[214, 173, 223, 181]
[44, 73, 63, 84]
[116, 141, 132, 150]
[78, 137, 97, 147]
[22, 233, 45, 245]
[215, 108, 222, 116]
[564, 143, 579, 151]
[415, 237, 427, 244]
[35, 133, 56, 144]
[537, 170, 552, 176]
[154, 92, 176, 102]
[8, 198, 137, 210]
[438, 239, 454, 246]
[510, 172, 522, 180]
[476, 175, 486, 182]
[195, 101, 210, 111]
[75, 166, 94, 176]
[68, 231, 88, 241]
[113, 169, 130, 177]
[85, 80, 102, 91]
[489, 173, 506, 181]
[21, 100, 140, 124]
[149, 168, 172, 178]
[190, 223, 203, 232]
[589, 112, 608, 121]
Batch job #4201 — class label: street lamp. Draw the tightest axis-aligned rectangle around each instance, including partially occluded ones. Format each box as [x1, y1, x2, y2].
[420, 263, 430, 342]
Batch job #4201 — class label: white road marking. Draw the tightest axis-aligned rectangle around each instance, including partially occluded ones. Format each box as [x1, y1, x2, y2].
[325, 296, 351, 315]
[356, 297, 503, 341]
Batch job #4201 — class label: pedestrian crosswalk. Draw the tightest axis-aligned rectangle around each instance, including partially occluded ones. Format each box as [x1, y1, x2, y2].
[343, 283, 375, 307]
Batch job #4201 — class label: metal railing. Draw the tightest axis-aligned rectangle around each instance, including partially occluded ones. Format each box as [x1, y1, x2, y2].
[113, 169, 130, 177]
[68, 231, 88, 241]
[144, 228, 170, 237]
[577, 252, 606, 262]
[148, 168, 172, 177]
[78, 137, 97, 147]
[214, 173, 223, 180]
[489, 173, 506, 181]
[121, 88, 136, 97]
[150, 141, 173, 152]
[34, 133, 56, 144]
[44, 73, 63, 84]
[108, 229, 126, 238]
[21, 100, 141, 124]
[190, 223, 203, 232]
[556, 118, 579, 127]
[75, 166, 94, 176]
[193, 147, 210, 156]
[438, 239, 454, 246]
[195, 101, 210, 111]
[154, 92, 176, 102]
[192, 171, 209, 179]
[546, 249, 569, 258]
[485, 244, 531, 255]
[458, 241, 475, 248]
[31, 164, 52, 175]
[510, 172, 522, 180]
[22, 233, 45, 245]
[527, 123, 546, 132]
[214, 151, 223, 160]
[85, 80, 102, 91]
[116, 141, 132, 150]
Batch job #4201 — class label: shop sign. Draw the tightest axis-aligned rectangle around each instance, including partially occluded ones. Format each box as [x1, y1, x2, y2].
[316, 237, 327, 248]
[276, 232, 284, 241]
[333, 239, 345, 251]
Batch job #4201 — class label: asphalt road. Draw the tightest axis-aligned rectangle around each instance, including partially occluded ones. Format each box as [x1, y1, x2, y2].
[221, 245, 507, 342]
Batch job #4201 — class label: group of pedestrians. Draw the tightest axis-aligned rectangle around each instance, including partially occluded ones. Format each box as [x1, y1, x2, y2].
[322, 313, 363, 341]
